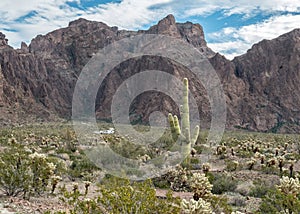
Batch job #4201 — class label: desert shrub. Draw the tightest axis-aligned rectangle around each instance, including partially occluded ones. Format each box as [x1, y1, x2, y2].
[55, 184, 104, 214]
[190, 157, 200, 164]
[28, 152, 57, 195]
[0, 144, 32, 197]
[211, 174, 237, 194]
[207, 194, 232, 213]
[259, 189, 300, 213]
[109, 138, 148, 159]
[236, 181, 254, 196]
[237, 150, 253, 158]
[152, 176, 170, 189]
[0, 143, 61, 198]
[226, 160, 239, 171]
[249, 182, 273, 198]
[69, 155, 99, 179]
[261, 165, 278, 175]
[193, 145, 203, 154]
[57, 177, 181, 214]
[230, 196, 246, 207]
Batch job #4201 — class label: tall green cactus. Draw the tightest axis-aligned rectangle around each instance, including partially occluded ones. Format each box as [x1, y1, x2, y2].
[168, 78, 199, 167]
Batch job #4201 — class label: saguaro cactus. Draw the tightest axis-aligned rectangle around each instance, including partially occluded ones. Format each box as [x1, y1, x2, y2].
[168, 78, 199, 167]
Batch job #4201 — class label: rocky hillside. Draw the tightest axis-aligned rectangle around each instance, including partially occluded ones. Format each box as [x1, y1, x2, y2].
[0, 15, 299, 133]
[232, 29, 300, 132]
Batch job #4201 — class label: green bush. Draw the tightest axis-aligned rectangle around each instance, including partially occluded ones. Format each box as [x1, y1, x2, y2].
[259, 189, 300, 213]
[57, 177, 181, 214]
[225, 160, 239, 172]
[211, 174, 237, 194]
[0, 143, 61, 198]
[69, 155, 98, 179]
[249, 182, 273, 198]
[0, 145, 32, 197]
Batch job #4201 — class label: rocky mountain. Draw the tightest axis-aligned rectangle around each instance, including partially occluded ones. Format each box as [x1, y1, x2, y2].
[232, 29, 300, 132]
[0, 14, 299, 133]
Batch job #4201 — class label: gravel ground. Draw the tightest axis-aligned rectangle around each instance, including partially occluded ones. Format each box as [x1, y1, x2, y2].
[0, 202, 16, 214]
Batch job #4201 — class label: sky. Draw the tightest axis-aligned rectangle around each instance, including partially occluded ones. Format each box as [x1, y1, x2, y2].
[0, 0, 299, 59]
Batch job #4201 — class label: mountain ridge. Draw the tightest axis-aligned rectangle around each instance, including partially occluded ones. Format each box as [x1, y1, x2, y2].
[0, 14, 299, 133]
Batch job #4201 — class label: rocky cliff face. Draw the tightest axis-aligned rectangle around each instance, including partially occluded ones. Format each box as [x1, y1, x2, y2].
[0, 33, 57, 125]
[232, 29, 300, 132]
[0, 14, 299, 132]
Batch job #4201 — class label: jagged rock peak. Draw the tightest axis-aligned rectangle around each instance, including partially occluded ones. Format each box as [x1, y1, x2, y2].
[20, 42, 28, 51]
[281, 28, 300, 39]
[158, 14, 176, 26]
[146, 14, 179, 36]
[68, 17, 110, 29]
[144, 14, 214, 56]
[68, 18, 93, 26]
[0, 32, 8, 46]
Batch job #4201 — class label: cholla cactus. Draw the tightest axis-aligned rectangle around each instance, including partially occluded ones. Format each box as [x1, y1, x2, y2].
[29, 152, 47, 160]
[277, 176, 300, 197]
[216, 145, 226, 155]
[231, 148, 235, 156]
[8, 137, 17, 144]
[168, 78, 199, 168]
[50, 175, 62, 193]
[166, 165, 190, 192]
[267, 157, 277, 167]
[191, 148, 197, 157]
[260, 154, 265, 164]
[181, 198, 212, 214]
[72, 182, 79, 194]
[202, 163, 211, 174]
[246, 158, 256, 170]
[231, 161, 239, 171]
[289, 162, 294, 177]
[253, 146, 259, 153]
[84, 181, 92, 195]
[138, 154, 151, 163]
[189, 173, 212, 200]
[278, 156, 285, 173]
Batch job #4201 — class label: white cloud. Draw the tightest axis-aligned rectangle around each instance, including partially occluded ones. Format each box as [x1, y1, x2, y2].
[208, 14, 300, 59]
[0, 0, 299, 58]
[0, 0, 172, 47]
[164, 0, 300, 18]
[81, 0, 172, 29]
